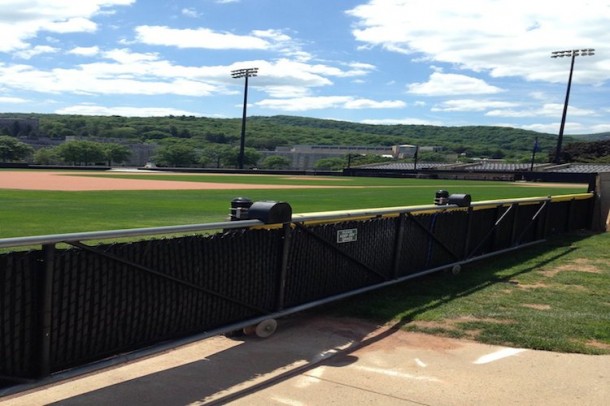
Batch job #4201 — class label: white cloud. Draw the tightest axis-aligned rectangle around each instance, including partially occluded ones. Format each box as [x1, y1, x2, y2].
[361, 117, 443, 126]
[44, 17, 97, 34]
[521, 122, 585, 134]
[432, 99, 519, 112]
[0, 48, 374, 101]
[14, 45, 59, 60]
[0, 61, 221, 96]
[486, 103, 596, 118]
[589, 123, 610, 133]
[68, 46, 100, 57]
[252, 29, 291, 42]
[102, 48, 160, 64]
[408, 72, 503, 96]
[181, 8, 200, 18]
[263, 86, 312, 99]
[56, 104, 202, 117]
[247, 58, 372, 93]
[345, 99, 405, 109]
[135, 25, 271, 50]
[347, 0, 610, 85]
[0, 0, 135, 52]
[529, 91, 548, 101]
[0, 96, 29, 104]
[256, 96, 405, 111]
[133, 25, 317, 62]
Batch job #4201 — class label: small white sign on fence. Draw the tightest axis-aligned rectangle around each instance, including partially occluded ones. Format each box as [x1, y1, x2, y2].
[337, 228, 358, 243]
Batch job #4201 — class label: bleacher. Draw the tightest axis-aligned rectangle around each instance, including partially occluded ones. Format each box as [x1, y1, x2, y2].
[366, 161, 610, 174]
[367, 162, 451, 170]
[551, 164, 610, 173]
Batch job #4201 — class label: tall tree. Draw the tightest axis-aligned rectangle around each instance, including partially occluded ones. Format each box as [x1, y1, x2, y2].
[56, 141, 106, 165]
[104, 143, 131, 165]
[219, 147, 261, 168]
[34, 147, 60, 165]
[153, 144, 197, 167]
[199, 144, 232, 168]
[261, 155, 291, 169]
[0, 136, 34, 162]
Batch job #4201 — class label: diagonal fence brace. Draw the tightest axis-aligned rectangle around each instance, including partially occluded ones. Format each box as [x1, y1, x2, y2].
[406, 213, 461, 261]
[66, 241, 269, 315]
[293, 223, 388, 281]
[514, 200, 549, 246]
[466, 204, 515, 259]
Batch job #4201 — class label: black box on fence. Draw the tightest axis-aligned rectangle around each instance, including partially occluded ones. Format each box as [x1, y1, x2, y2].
[248, 201, 292, 224]
[448, 194, 471, 207]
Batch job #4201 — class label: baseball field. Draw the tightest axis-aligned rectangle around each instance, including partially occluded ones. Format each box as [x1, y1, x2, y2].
[0, 169, 587, 238]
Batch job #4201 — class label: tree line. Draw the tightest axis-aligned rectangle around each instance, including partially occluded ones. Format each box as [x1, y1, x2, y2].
[1, 113, 607, 166]
[0, 136, 131, 166]
[562, 139, 610, 163]
[0, 135, 296, 169]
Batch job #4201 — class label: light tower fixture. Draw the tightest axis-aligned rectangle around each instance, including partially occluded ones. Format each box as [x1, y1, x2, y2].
[550, 49, 595, 164]
[231, 67, 258, 170]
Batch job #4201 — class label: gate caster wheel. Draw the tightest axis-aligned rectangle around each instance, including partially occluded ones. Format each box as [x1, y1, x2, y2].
[255, 318, 277, 338]
[243, 319, 277, 338]
[451, 264, 462, 276]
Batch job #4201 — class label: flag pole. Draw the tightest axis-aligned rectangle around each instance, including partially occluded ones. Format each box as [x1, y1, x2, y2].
[530, 137, 539, 171]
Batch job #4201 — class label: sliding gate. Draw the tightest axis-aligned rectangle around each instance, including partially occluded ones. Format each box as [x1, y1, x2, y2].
[0, 193, 595, 386]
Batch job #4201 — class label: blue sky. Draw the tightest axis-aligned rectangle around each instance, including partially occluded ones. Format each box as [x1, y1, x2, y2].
[1, 0, 609, 135]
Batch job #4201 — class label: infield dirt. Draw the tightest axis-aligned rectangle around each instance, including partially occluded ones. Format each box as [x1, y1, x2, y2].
[0, 171, 341, 191]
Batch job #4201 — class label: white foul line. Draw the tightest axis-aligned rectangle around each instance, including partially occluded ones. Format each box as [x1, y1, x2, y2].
[354, 365, 441, 382]
[473, 348, 527, 365]
[415, 358, 427, 368]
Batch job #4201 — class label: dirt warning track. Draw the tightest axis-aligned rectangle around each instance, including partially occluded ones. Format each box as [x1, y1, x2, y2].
[0, 171, 339, 191]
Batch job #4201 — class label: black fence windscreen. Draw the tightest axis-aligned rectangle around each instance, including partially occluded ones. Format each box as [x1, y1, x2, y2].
[0, 194, 595, 382]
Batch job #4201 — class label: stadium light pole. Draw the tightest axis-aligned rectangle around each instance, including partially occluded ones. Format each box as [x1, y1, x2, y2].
[231, 67, 258, 169]
[550, 49, 594, 164]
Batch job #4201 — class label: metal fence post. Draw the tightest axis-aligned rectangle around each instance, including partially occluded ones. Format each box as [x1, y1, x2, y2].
[566, 198, 575, 232]
[510, 203, 520, 246]
[392, 213, 406, 278]
[462, 207, 474, 259]
[276, 223, 292, 311]
[38, 243, 55, 378]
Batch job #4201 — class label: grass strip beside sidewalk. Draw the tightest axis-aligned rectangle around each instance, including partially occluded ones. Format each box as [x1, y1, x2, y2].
[329, 231, 610, 355]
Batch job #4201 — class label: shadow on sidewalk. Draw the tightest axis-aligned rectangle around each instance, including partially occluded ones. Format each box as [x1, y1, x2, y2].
[44, 314, 393, 405]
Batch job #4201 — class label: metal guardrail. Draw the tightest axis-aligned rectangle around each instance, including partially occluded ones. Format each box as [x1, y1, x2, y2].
[0, 219, 264, 249]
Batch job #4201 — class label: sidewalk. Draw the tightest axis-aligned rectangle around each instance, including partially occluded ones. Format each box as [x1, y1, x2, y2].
[1, 314, 608, 405]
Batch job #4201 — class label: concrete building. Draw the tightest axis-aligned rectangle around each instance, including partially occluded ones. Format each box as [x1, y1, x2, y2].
[260, 144, 419, 170]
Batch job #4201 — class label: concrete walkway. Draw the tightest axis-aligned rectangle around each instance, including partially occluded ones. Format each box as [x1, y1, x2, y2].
[1, 314, 608, 405]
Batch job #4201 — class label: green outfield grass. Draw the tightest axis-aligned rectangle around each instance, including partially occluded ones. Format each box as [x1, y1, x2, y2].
[0, 173, 587, 238]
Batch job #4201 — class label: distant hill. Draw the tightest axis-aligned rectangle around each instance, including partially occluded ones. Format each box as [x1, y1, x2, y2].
[249, 115, 562, 159]
[0, 112, 589, 161]
[570, 132, 610, 142]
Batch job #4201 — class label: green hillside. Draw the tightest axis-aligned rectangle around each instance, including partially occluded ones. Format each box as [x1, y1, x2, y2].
[0, 112, 579, 161]
[569, 132, 610, 142]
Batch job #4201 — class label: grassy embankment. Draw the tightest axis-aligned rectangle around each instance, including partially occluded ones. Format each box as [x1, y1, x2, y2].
[328, 231, 610, 355]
